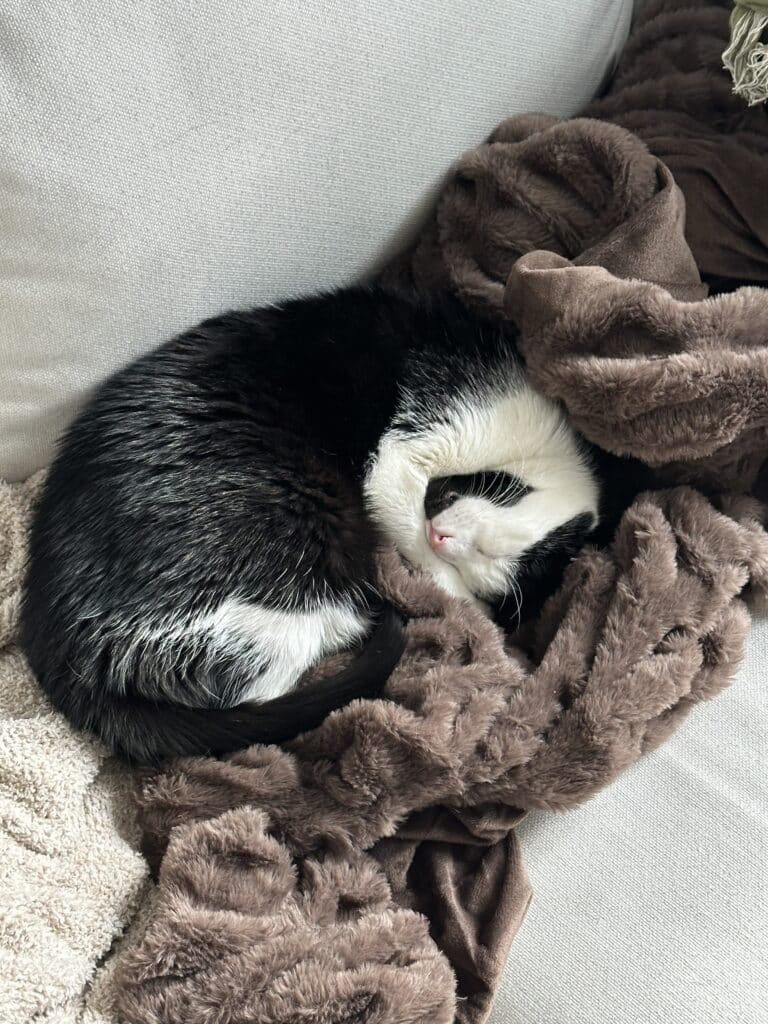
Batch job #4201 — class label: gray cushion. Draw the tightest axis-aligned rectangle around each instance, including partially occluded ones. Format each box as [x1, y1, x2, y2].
[0, 0, 631, 480]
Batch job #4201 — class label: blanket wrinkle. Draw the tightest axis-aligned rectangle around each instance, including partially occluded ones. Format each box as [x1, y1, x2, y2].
[116, 36, 768, 1011]
[507, 253, 768, 483]
[584, 0, 768, 287]
[401, 116, 706, 317]
[7, 4, 768, 1023]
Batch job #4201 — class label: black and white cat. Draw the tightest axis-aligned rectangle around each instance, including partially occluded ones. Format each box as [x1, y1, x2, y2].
[22, 285, 599, 763]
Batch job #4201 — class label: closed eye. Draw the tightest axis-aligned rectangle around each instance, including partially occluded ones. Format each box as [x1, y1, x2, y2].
[425, 471, 531, 518]
[472, 471, 531, 506]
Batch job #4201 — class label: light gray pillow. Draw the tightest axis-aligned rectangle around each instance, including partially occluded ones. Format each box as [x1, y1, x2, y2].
[0, 0, 631, 480]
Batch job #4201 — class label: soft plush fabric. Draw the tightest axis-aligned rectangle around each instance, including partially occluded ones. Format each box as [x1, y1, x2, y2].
[488, 612, 768, 1024]
[397, 109, 768, 492]
[117, 492, 765, 1024]
[0, 476, 149, 1024]
[0, 0, 632, 482]
[110, 102, 768, 1023]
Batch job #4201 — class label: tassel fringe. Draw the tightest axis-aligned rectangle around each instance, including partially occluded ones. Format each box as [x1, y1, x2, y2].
[723, 3, 768, 105]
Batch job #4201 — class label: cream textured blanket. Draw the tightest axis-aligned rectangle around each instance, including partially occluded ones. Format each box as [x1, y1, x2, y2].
[0, 476, 148, 1023]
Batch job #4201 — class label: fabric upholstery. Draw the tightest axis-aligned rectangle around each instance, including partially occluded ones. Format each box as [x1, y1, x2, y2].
[0, 0, 632, 480]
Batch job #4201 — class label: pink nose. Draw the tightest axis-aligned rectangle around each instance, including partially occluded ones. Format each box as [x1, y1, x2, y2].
[427, 521, 453, 550]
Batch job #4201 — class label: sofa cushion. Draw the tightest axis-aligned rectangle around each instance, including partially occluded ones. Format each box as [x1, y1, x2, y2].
[0, 0, 631, 480]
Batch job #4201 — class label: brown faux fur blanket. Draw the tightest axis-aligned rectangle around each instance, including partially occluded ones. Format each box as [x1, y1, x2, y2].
[115, 5, 768, 1023]
[586, 0, 768, 289]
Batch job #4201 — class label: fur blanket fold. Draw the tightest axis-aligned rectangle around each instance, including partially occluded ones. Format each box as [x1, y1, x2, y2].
[116, 80, 768, 1024]
[5, 3, 767, 1023]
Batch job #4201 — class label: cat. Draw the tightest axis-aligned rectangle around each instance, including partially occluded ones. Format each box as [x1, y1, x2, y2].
[21, 284, 600, 763]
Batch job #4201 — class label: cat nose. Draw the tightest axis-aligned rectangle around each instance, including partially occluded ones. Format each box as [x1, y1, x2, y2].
[426, 520, 454, 550]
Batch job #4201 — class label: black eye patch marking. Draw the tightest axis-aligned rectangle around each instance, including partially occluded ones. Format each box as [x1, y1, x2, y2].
[494, 511, 597, 630]
[424, 471, 531, 519]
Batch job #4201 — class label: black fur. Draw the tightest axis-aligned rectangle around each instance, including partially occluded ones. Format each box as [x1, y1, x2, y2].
[22, 285, 522, 763]
[424, 472, 531, 519]
[493, 449, 657, 628]
[494, 511, 595, 629]
[22, 283, 609, 763]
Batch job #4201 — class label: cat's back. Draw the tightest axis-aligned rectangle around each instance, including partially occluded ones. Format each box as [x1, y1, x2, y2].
[33, 283, 503, 542]
[51, 284, 449, 477]
[26, 285, 449, 566]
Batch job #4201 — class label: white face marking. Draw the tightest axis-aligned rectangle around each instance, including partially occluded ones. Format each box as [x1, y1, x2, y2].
[364, 377, 599, 605]
[426, 476, 596, 600]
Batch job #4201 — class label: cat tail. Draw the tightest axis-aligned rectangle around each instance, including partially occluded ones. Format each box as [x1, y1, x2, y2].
[99, 601, 406, 764]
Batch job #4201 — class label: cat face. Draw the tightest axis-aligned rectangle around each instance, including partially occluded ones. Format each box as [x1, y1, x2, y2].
[424, 468, 598, 607]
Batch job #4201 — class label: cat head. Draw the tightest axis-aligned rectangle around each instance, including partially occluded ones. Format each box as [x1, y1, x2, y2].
[424, 461, 599, 617]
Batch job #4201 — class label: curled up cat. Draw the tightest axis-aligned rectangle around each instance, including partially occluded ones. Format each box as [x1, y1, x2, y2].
[22, 285, 600, 763]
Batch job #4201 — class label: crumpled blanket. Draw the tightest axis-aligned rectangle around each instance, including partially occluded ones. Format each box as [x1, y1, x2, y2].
[113, 18, 768, 1024]
[585, 0, 768, 288]
[117, 490, 767, 1024]
[0, 4, 755, 1023]
[398, 0, 768, 293]
[0, 476, 150, 1024]
[405, 107, 768, 494]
